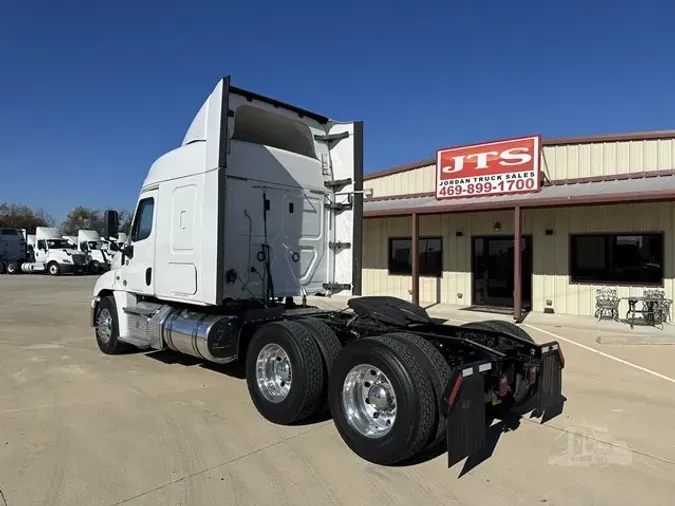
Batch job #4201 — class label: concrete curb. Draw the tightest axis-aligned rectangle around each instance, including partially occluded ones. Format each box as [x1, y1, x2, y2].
[596, 335, 675, 345]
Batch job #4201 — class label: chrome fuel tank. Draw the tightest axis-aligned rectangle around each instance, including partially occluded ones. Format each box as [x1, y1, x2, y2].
[163, 309, 240, 364]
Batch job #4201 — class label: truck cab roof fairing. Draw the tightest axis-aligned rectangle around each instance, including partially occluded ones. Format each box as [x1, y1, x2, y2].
[181, 78, 332, 148]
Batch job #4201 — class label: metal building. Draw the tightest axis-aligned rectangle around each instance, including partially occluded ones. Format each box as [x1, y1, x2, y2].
[361, 131, 675, 320]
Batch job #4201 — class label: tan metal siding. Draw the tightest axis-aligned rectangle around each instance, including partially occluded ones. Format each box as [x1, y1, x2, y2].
[542, 139, 675, 180]
[366, 139, 675, 198]
[366, 165, 436, 197]
[363, 203, 674, 317]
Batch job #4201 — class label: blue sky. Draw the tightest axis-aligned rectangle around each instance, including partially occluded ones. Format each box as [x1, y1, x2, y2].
[1, 0, 674, 222]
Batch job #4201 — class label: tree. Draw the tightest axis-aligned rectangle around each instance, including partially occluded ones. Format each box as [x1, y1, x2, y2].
[60, 206, 134, 238]
[117, 210, 133, 235]
[0, 203, 54, 233]
[60, 206, 105, 236]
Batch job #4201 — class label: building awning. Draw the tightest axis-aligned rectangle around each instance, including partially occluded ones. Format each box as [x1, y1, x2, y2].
[364, 174, 675, 217]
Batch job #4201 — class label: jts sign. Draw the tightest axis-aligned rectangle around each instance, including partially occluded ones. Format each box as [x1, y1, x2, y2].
[436, 136, 541, 200]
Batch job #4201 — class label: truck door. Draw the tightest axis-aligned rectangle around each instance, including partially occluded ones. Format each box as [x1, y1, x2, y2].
[124, 189, 157, 294]
[35, 240, 48, 264]
[322, 121, 364, 296]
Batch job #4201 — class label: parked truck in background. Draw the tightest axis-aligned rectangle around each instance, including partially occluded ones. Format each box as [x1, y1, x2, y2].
[107, 233, 128, 269]
[77, 229, 110, 274]
[114, 233, 127, 248]
[91, 77, 564, 467]
[0, 228, 29, 274]
[21, 227, 88, 275]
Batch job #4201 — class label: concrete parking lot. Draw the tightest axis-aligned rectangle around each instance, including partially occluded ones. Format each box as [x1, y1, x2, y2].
[1, 275, 675, 506]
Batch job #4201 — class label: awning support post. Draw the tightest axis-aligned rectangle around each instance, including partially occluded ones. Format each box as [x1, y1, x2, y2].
[513, 205, 522, 323]
[412, 212, 420, 306]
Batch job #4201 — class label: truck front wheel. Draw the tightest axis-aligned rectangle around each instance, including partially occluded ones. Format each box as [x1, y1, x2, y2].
[47, 262, 60, 276]
[245, 321, 325, 425]
[90, 261, 101, 274]
[5, 261, 18, 274]
[328, 335, 435, 465]
[94, 296, 132, 354]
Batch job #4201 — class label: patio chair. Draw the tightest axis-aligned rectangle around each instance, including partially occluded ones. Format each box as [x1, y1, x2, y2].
[595, 288, 619, 321]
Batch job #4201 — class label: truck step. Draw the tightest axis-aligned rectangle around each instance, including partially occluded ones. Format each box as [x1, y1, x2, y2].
[118, 334, 153, 349]
[123, 301, 163, 319]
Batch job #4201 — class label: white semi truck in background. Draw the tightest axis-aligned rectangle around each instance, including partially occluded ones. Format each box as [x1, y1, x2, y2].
[77, 229, 110, 273]
[20, 227, 88, 275]
[107, 233, 127, 269]
[91, 76, 565, 467]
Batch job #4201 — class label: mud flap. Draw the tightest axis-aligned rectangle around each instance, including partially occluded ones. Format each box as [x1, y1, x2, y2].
[537, 342, 564, 417]
[443, 364, 487, 468]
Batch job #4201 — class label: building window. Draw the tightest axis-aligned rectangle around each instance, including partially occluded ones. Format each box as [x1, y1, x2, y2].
[570, 233, 664, 285]
[388, 237, 443, 277]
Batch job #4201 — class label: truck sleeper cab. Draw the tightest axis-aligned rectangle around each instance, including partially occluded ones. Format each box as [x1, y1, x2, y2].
[91, 76, 564, 467]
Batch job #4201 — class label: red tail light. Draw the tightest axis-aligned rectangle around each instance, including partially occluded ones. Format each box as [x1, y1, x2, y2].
[528, 366, 537, 385]
[447, 374, 463, 407]
[499, 375, 509, 397]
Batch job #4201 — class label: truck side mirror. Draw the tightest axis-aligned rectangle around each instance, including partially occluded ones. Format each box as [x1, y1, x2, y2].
[123, 244, 134, 259]
[104, 210, 119, 239]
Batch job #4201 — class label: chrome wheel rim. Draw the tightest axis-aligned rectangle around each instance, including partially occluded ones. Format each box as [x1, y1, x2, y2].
[49, 265, 58, 274]
[256, 343, 292, 403]
[97, 308, 113, 344]
[342, 364, 397, 438]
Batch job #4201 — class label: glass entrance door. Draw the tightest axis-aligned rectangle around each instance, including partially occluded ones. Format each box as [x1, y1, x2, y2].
[472, 235, 532, 309]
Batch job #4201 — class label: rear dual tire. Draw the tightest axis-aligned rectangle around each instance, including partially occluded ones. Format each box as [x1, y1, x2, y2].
[245, 320, 330, 425]
[327, 335, 438, 465]
[246, 321, 448, 465]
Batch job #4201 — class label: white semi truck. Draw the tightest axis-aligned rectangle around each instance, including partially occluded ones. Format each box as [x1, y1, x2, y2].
[91, 77, 565, 467]
[77, 229, 110, 273]
[21, 227, 88, 275]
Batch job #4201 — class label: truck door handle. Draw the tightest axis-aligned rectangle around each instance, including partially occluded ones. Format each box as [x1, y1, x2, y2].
[145, 268, 152, 286]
